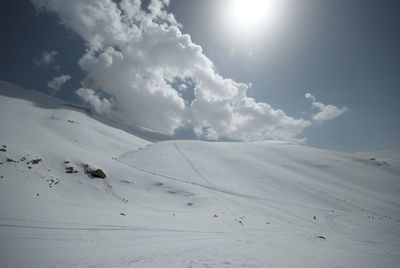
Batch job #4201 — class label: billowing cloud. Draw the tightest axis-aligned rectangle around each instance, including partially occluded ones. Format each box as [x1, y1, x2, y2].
[32, 0, 310, 141]
[76, 88, 114, 115]
[47, 74, 71, 91]
[305, 93, 348, 121]
[34, 50, 58, 66]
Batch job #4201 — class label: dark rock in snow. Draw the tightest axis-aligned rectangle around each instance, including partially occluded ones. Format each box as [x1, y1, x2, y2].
[66, 166, 78, 173]
[90, 169, 106, 179]
[30, 159, 42, 164]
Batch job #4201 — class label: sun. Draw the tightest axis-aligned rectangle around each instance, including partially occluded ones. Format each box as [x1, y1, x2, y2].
[231, 0, 269, 27]
[226, 0, 285, 34]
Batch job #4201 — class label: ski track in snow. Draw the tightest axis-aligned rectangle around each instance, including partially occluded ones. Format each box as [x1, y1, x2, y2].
[117, 146, 352, 228]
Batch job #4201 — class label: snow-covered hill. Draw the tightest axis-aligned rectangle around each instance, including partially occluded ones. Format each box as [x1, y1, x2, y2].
[0, 80, 399, 267]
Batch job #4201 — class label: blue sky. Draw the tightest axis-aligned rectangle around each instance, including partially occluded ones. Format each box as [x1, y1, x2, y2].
[1, 0, 399, 152]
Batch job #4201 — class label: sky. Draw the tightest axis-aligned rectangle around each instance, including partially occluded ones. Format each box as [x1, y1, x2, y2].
[0, 0, 399, 152]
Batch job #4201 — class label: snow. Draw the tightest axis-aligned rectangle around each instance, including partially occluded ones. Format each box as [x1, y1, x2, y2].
[0, 80, 399, 267]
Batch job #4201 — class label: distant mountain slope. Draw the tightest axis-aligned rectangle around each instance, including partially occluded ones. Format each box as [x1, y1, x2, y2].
[0, 81, 399, 268]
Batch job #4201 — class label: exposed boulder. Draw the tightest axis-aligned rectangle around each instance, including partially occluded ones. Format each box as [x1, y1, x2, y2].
[65, 166, 78, 173]
[30, 159, 42, 164]
[90, 168, 106, 179]
[82, 164, 107, 179]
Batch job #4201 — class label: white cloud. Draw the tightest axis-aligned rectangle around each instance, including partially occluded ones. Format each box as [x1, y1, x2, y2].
[47, 74, 71, 91]
[178, 83, 187, 91]
[305, 93, 348, 121]
[32, 0, 311, 141]
[34, 50, 58, 66]
[76, 88, 114, 115]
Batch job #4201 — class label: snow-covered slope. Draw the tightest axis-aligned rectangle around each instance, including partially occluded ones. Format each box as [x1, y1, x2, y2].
[0, 81, 399, 268]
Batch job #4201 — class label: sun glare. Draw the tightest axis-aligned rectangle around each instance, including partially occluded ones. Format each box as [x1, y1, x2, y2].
[231, 0, 268, 27]
[227, 0, 285, 33]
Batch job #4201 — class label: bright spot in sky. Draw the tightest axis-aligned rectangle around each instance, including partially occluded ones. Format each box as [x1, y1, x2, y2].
[231, 0, 268, 27]
[227, 0, 286, 34]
